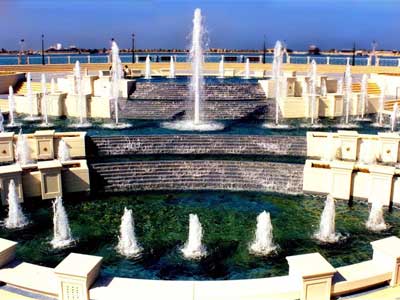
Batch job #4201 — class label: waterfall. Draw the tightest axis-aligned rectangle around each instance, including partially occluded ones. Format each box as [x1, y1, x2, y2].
[169, 56, 175, 79]
[366, 199, 388, 231]
[218, 55, 224, 78]
[4, 180, 28, 229]
[51, 196, 74, 248]
[249, 211, 277, 256]
[57, 140, 71, 162]
[16, 129, 31, 165]
[314, 194, 341, 243]
[8, 86, 15, 126]
[181, 214, 207, 259]
[145, 55, 152, 79]
[116, 207, 142, 258]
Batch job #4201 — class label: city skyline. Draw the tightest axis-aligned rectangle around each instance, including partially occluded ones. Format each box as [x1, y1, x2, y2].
[0, 0, 399, 51]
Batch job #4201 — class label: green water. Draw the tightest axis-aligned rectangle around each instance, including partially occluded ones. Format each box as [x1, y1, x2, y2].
[0, 191, 399, 280]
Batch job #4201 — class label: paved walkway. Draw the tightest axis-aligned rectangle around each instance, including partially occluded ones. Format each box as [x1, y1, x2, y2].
[340, 285, 400, 300]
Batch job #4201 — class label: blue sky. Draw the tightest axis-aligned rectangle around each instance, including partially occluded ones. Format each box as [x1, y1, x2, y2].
[1, 0, 399, 51]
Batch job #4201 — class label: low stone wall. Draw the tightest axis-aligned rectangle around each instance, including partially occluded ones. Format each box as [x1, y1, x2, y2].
[89, 135, 306, 157]
[90, 160, 304, 194]
[0, 72, 25, 94]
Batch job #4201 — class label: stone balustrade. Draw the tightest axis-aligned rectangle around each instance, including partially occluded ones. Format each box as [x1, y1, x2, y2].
[90, 160, 304, 194]
[89, 135, 306, 157]
[0, 236, 399, 300]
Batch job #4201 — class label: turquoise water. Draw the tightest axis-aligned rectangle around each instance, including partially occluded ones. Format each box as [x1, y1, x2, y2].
[0, 191, 399, 280]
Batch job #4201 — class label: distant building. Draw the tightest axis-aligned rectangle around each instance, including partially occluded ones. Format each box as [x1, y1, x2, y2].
[308, 45, 320, 55]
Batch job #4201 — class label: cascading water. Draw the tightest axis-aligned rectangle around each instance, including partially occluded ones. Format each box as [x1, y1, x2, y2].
[314, 194, 341, 243]
[391, 103, 398, 132]
[51, 196, 74, 248]
[244, 58, 250, 79]
[218, 55, 224, 78]
[308, 60, 317, 124]
[145, 55, 152, 79]
[116, 207, 142, 258]
[249, 211, 277, 256]
[4, 180, 28, 229]
[366, 199, 388, 231]
[16, 129, 32, 165]
[102, 41, 131, 129]
[161, 8, 223, 131]
[57, 140, 71, 162]
[168, 56, 175, 79]
[344, 62, 352, 124]
[181, 213, 207, 259]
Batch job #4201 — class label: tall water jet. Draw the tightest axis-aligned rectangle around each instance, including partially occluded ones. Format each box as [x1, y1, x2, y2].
[181, 214, 207, 259]
[144, 55, 152, 79]
[50, 78, 56, 94]
[272, 41, 284, 125]
[391, 103, 398, 132]
[378, 89, 385, 126]
[16, 129, 31, 165]
[24, 72, 40, 122]
[37, 73, 53, 128]
[7, 86, 16, 127]
[337, 78, 343, 94]
[344, 62, 352, 124]
[366, 199, 388, 231]
[314, 194, 341, 243]
[360, 74, 368, 119]
[321, 78, 327, 97]
[244, 58, 250, 79]
[308, 60, 318, 124]
[218, 55, 224, 79]
[57, 140, 71, 162]
[116, 207, 142, 258]
[249, 211, 277, 256]
[51, 196, 74, 248]
[168, 56, 175, 79]
[4, 180, 28, 229]
[161, 9, 223, 131]
[70, 62, 90, 128]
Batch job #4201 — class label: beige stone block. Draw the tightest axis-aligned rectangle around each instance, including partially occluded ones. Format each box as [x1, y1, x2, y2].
[351, 171, 370, 200]
[287, 252, 335, 300]
[55, 132, 86, 159]
[34, 130, 55, 160]
[93, 77, 111, 98]
[326, 79, 337, 93]
[21, 167, 42, 198]
[0, 164, 23, 205]
[0, 132, 15, 163]
[303, 160, 331, 194]
[15, 94, 40, 115]
[331, 160, 354, 200]
[38, 160, 62, 200]
[0, 238, 17, 268]
[378, 132, 400, 163]
[46, 93, 67, 117]
[338, 130, 359, 161]
[371, 236, 400, 286]
[286, 77, 296, 97]
[88, 96, 111, 119]
[61, 160, 90, 193]
[64, 94, 91, 119]
[55, 253, 102, 300]
[368, 165, 395, 206]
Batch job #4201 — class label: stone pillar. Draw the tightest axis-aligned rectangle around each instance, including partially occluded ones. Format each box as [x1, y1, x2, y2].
[371, 236, 400, 286]
[38, 160, 62, 200]
[55, 253, 102, 300]
[338, 130, 359, 161]
[368, 165, 395, 206]
[378, 132, 400, 164]
[0, 132, 15, 163]
[330, 161, 354, 200]
[0, 164, 23, 205]
[0, 238, 17, 267]
[287, 252, 335, 300]
[34, 130, 55, 160]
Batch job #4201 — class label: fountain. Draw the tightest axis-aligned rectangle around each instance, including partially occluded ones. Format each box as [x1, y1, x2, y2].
[366, 199, 388, 231]
[168, 56, 175, 79]
[308, 60, 318, 125]
[16, 129, 32, 165]
[6, 86, 21, 128]
[24, 72, 41, 121]
[51, 196, 74, 248]
[4, 180, 28, 229]
[391, 103, 398, 132]
[181, 213, 207, 259]
[314, 194, 342, 243]
[69, 62, 91, 128]
[102, 41, 131, 129]
[57, 140, 71, 162]
[162, 8, 223, 131]
[218, 55, 225, 79]
[337, 78, 343, 94]
[321, 78, 327, 97]
[371, 88, 387, 128]
[249, 211, 277, 256]
[37, 73, 53, 128]
[356, 74, 370, 121]
[244, 58, 250, 79]
[144, 55, 152, 79]
[116, 207, 142, 258]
